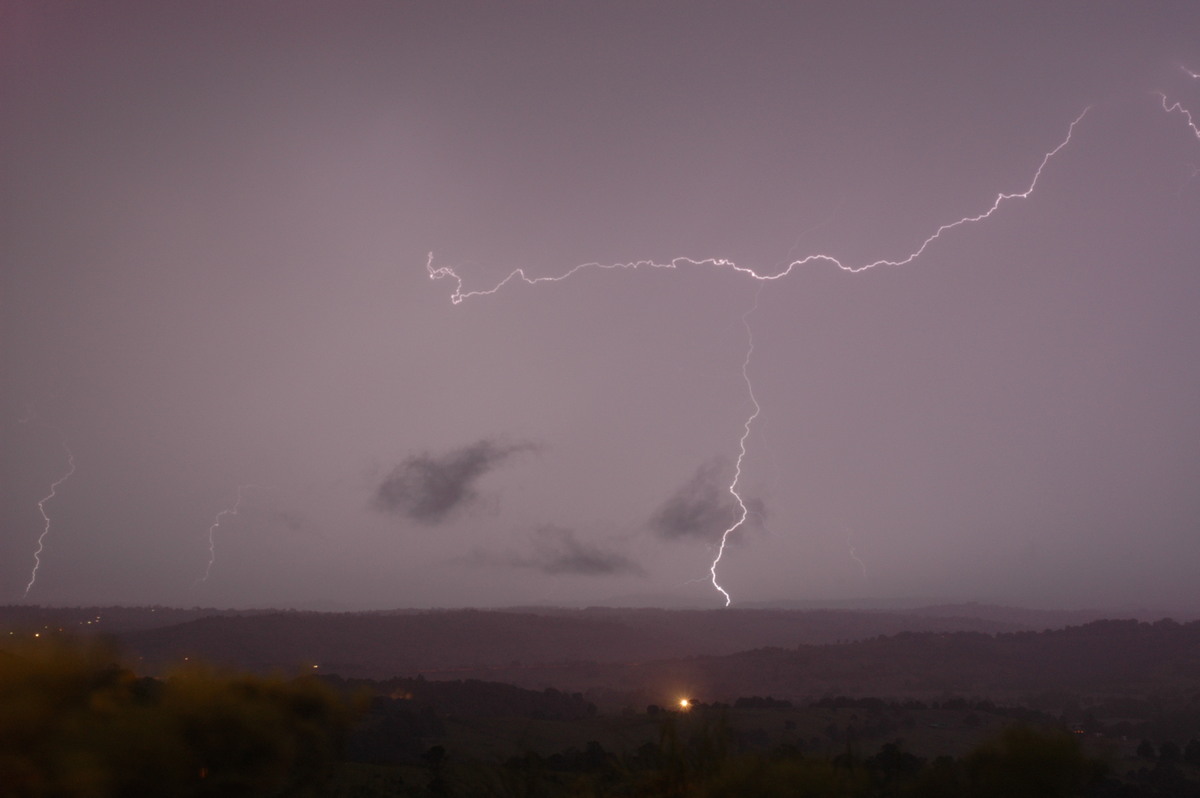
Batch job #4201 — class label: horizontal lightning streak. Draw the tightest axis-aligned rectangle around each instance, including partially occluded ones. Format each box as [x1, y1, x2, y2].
[427, 108, 1090, 299]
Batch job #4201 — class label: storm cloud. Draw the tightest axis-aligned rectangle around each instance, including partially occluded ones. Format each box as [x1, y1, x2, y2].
[373, 440, 531, 524]
[514, 526, 645, 576]
[651, 458, 750, 541]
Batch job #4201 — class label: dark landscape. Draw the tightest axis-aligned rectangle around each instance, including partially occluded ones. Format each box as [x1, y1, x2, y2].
[5, 603, 1200, 796]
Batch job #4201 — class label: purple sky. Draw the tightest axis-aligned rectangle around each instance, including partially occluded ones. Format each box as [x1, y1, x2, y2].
[3, 2, 1199, 610]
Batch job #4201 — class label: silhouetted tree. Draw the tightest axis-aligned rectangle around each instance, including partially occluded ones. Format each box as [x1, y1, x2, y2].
[0, 637, 353, 798]
[963, 726, 1105, 798]
[1185, 738, 1200, 766]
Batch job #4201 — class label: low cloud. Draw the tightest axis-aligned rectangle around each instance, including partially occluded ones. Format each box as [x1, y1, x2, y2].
[651, 457, 765, 541]
[513, 526, 645, 576]
[373, 439, 531, 524]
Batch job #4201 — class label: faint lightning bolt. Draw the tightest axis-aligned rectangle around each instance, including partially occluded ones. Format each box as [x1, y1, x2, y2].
[1159, 92, 1200, 141]
[1160, 64, 1200, 140]
[429, 110, 1092, 605]
[848, 542, 867, 579]
[708, 290, 763, 606]
[21, 426, 76, 599]
[196, 485, 252, 585]
[842, 524, 868, 580]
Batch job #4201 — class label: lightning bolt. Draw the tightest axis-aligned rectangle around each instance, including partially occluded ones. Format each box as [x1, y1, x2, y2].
[842, 524, 869, 580]
[429, 109, 1094, 605]
[1160, 92, 1200, 141]
[427, 108, 1089, 302]
[707, 291, 763, 606]
[196, 485, 252, 585]
[21, 427, 76, 599]
[1159, 64, 1200, 142]
[848, 543, 868, 579]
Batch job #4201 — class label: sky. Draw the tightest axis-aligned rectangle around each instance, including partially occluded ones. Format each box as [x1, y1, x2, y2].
[2, 2, 1199, 611]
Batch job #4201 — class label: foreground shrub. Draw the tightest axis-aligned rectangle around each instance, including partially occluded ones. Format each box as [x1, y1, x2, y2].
[0, 637, 353, 797]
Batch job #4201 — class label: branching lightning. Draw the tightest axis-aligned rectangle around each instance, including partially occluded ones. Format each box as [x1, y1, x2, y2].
[430, 111, 1089, 604]
[196, 485, 253, 585]
[22, 426, 76, 599]
[428, 96, 1197, 605]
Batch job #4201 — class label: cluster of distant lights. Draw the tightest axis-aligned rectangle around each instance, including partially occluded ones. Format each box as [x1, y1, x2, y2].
[5, 614, 101, 639]
[14, 66, 1200, 607]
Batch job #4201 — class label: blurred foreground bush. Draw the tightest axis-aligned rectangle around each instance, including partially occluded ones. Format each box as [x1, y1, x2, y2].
[0, 637, 354, 797]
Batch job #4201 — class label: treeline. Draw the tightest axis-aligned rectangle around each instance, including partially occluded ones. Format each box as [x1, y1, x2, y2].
[335, 711, 1200, 798]
[0, 637, 354, 797]
[7, 637, 1200, 797]
[324, 674, 596, 721]
[323, 674, 597, 767]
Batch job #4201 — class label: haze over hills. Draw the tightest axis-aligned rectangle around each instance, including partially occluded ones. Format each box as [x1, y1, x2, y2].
[5, 603, 1198, 700]
[3, 600, 1188, 639]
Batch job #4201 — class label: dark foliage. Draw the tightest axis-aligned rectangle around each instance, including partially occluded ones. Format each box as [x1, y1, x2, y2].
[0, 638, 355, 798]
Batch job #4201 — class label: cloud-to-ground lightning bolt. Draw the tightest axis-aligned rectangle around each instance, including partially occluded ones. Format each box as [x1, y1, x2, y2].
[840, 522, 869, 579]
[429, 108, 1094, 604]
[22, 428, 76, 599]
[847, 542, 868, 579]
[196, 485, 252, 585]
[708, 292, 763, 606]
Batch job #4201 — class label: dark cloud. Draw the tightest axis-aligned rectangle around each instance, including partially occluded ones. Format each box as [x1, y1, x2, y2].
[651, 457, 759, 541]
[373, 440, 531, 524]
[273, 510, 321, 537]
[514, 526, 645, 576]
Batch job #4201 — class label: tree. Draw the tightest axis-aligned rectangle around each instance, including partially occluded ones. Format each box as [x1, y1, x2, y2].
[0, 637, 354, 797]
[1159, 740, 1181, 763]
[962, 726, 1106, 798]
[1184, 738, 1200, 767]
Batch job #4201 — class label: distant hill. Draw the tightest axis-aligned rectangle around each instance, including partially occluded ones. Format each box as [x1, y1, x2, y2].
[99, 606, 1039, 677]
[6, 605, 1198, 711]
[0, 604, 272, 635]
[618, 618, 1200, 703]
[13, 602, 1159, 679]
[400, 619, 1200, 710]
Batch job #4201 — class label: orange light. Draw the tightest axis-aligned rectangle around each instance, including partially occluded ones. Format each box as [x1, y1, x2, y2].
[679, 698, 690, 710]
